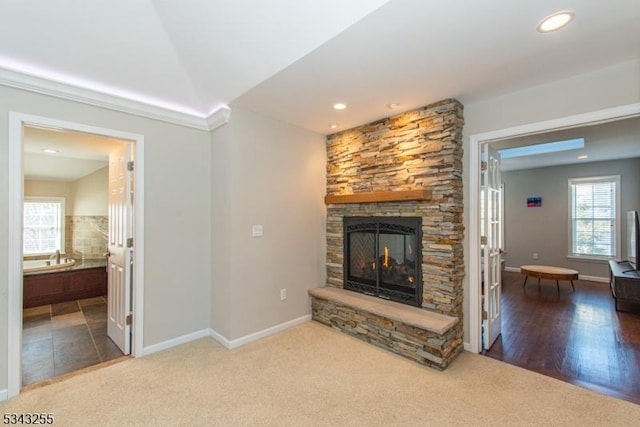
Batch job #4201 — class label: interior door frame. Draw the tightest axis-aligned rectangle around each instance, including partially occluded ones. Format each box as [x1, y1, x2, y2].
[7, 112, 145, 398]
[467, 102, 640, 353]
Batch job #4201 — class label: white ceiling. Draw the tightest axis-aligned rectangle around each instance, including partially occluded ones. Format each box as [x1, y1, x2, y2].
[3, 0, 640, 177]
[492, 116, 640, 171]
[23, 126, 125, 181]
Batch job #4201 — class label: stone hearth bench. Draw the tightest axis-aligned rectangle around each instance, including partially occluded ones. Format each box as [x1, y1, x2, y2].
[309, 287, 462, 370]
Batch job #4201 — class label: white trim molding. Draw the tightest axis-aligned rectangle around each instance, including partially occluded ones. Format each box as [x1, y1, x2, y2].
[0, 388, 8, 402]
[467, 102, 640, 354]
[142, 315, 312, 357]
[210, 315, 312, 350]
[142, 329, 212, 356]
[0, 67, 217, 131]
[7, 112, 146, 398]
[206, 107, 232, 131]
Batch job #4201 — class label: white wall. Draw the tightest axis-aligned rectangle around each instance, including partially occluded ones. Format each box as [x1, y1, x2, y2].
[0, 85, 212, 391]
[25, 166, 109, 216]
[461, 59, 640, 348]
[210, 107, 326, 341]
[24, 180, 74, 212]
[71, 166, 108, 216]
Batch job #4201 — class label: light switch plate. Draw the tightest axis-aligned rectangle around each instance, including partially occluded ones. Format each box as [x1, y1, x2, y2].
[252, 225, 264, 237]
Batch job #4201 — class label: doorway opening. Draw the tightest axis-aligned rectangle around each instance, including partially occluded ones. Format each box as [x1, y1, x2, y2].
[8, 113, 145, 398]
[469, 102, 640, 353]
[468, 102, 640, 401]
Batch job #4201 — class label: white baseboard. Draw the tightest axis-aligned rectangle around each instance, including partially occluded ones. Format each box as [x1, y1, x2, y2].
[210, 315, 312, 350]
[504, 266, 520, 273]
[0, 388, 8, 402]
[142, 328, 211, 356]
[578, 274, 608, 283]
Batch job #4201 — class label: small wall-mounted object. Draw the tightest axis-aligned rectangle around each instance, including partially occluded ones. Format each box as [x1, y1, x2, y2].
[251, 225, 264, 237]
[527, 197, 542, 208]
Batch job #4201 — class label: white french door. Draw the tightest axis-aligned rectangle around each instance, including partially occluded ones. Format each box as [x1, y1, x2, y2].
[481, 144, 503, 350]
[107, 143, 133, 354]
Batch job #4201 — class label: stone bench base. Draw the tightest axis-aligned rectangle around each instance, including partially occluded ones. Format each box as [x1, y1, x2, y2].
[309, 287, 463, 370]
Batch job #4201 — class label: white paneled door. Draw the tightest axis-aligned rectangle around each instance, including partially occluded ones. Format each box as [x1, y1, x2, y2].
[482, 144, 503, 350]
[107, 143, 133, 355]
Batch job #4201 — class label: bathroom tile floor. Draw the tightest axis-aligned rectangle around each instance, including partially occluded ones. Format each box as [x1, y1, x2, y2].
[22, 297, 125, 386]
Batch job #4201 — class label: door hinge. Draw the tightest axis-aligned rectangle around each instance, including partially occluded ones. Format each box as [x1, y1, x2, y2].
[480, 235, 487, 245]
[127, 237, 134, 248]
[127, 161, 134, 171]
[126, 314, 133, 325]
[482, 310, 488, 320]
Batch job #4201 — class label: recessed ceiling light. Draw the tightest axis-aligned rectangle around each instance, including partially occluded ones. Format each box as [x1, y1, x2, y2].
[333, 103, 347, 110]
[329, 123, 339, 129]
[537, 11, 574, 33]
[578, 155, 588, 160]
[387, 103, 401, 109]
[42, 149, 59, 154]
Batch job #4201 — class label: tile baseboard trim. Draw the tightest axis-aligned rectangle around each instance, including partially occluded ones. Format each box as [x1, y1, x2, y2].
[210, 315, 312, 350]
[0, 388, 8, 402]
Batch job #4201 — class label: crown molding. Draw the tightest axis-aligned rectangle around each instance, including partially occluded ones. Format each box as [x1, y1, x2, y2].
[0, 67, 216, 131]
[206, 107, 232, 130]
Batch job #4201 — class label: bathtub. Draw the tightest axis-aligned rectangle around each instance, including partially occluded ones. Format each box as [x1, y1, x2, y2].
[23, 259, 76, 274]
[23, 258, 107, 308]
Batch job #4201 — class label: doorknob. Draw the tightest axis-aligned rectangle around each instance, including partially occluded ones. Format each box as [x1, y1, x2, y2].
[103, 251, 111, 257]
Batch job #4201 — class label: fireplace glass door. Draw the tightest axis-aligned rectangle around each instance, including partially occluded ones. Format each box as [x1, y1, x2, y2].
[344, 217, 422, 306]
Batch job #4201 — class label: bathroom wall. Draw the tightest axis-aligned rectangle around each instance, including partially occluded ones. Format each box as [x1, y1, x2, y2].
[24, 167, 109, 259]
[68, 167, 108, 259]
[23, 180, 74, 207]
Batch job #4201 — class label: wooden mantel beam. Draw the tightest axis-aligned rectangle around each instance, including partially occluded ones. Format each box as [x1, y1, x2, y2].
[324, 189, 432, 205]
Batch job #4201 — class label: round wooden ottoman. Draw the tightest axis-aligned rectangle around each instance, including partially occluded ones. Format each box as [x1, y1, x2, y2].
[520, 265, 579, 294]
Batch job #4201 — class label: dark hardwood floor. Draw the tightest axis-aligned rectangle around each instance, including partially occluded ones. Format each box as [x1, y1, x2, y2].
[484, 270, 640, 405]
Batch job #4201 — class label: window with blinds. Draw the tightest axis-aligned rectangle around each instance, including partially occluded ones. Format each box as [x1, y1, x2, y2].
[23, 197, 65, 255]
[568, 176, 620, 259]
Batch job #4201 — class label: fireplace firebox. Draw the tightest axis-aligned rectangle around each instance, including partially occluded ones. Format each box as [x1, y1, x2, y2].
[344, 217, 422, 307]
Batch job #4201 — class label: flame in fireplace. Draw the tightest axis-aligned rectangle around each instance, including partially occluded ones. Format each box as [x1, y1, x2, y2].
[383, 246, 390, 268]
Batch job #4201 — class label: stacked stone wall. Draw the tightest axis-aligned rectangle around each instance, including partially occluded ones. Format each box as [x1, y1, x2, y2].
[326, 99, 465, 317]
[311, 296, 463, 370]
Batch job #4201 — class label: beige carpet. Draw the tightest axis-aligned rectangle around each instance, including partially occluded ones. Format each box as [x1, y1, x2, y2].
[2, 322, 639, 426]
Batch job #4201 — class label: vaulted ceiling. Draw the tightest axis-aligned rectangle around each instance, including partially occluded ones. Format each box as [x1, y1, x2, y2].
[2, 0, 639, 135]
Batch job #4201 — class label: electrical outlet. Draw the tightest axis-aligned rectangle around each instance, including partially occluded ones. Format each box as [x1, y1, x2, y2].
[280, 288, 287, 301]
[533, 253, 539, 260]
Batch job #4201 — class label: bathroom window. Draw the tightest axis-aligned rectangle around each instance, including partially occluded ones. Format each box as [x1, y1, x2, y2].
[23, 197, 66, 255]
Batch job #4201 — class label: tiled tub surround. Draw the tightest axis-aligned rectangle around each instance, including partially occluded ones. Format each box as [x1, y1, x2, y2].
[65, 216, 108, 260]
[311, 99, 465, 369]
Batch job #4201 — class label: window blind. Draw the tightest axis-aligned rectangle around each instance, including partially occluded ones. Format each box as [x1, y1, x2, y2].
[569, 177, 617, 258]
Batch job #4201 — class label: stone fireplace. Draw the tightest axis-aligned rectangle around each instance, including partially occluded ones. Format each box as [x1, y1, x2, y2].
[309, 98, 465, 370]
[344, 216, 422, 307]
